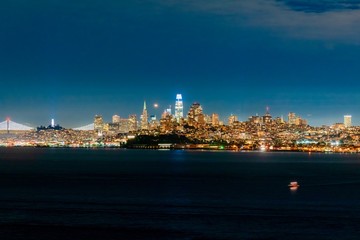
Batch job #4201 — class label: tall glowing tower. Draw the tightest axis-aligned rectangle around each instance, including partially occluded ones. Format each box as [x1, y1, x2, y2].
[141, 101, 148, 130]
[175, 94, 183, 123]
[344, 115, 352, 128]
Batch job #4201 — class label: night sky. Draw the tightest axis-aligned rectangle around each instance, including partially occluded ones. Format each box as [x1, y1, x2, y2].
[1, 0, 360, 127]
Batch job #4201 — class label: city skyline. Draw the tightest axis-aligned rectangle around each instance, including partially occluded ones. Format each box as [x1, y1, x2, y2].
[0, 93, 356, 129]
[1, 0, 360, 126]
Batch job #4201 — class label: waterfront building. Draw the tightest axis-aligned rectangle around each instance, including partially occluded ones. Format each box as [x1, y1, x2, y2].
[344, 115, 352, 128]
[175, 94, 184, 123]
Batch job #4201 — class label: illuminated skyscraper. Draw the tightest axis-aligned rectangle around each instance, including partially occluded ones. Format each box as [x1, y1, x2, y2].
[166, 106, 172, 116]
[187, 102, 205, 127]
[344, 115, 352, 128]
[211, 113, 219, 126]
[175, 94, 183, 123]
[94, 115, 104, 135]
[263, 106, 272, 124]
[228, 114, 238, 125]
[112, 115, 121, 124]
[288, 112, 296, 125]
[141, 101, 148, 130]
[128, 114, 137, 131]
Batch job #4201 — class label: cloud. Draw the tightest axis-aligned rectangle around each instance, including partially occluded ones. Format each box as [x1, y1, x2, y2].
[276, 0, 360, 13]
[155, 0, 360, 44]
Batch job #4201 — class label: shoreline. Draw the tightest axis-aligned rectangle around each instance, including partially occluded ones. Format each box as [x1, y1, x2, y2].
[0, 145, 358, 154]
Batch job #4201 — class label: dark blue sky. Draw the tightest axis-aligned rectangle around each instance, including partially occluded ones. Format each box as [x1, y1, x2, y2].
[1, 0, 360, 127]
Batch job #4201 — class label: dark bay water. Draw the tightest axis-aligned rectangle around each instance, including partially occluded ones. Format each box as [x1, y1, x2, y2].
[1, 148, 360, 239]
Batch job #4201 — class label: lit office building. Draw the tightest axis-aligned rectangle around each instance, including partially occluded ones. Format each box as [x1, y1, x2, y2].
[149, 115, 159, 130]
[187, 102, 205, 127]
[128, 114, 137, 131]
[344, 115, 352, 128]
[112, 115, 121, 124]
[211, 113, 219, 126]
[175, 94, 184, 123]
[288, 112, 307, 126]
[262, 107, 272, 124]
[288, 112, 296, 125]
[94, 115, 104, 134]
[228, 114, 238, 125]
[248, 115, 260, 124]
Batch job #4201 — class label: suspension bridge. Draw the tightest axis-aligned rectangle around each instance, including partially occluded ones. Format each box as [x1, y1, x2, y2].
[74, 123, 94, 131]
[0, 119, 95, 132]
[0, 119, 34, 132]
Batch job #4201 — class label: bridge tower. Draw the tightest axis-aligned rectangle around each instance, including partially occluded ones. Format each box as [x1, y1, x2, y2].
[6, 118, 10, 134]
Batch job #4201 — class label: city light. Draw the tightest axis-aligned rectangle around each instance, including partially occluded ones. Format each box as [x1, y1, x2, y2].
[0, 97, 357, 153]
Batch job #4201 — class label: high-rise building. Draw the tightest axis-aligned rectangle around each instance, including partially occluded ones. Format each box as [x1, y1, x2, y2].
[112, 115, 121, 124]
[249, 115, 260, 124]
[149, 115, 159, 130]
[228, 114, 238, 125]
[141, 101, 148, 130]
[344, 115, 352, 128]
[128, 114, 137, 131]
[211, 113, 219, 126]
[161, 109, 171, 119]
[288, 112, 307, 126]
[288, 112, 296, 125]
[262, 107, 272, 124]
[94, 115, 104, 135]
[175, 94, 183, 123]
[187, 102, 205, 127]
[118, 118, 131, 133]
[160, 114, 174, 133]
[166, 106, 172, 116]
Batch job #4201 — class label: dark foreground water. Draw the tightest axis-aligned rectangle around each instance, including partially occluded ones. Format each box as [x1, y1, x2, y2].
[1, 148, 360, 239]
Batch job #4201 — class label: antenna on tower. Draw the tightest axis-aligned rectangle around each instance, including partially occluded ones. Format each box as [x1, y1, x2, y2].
[266, 106, 270, 115]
